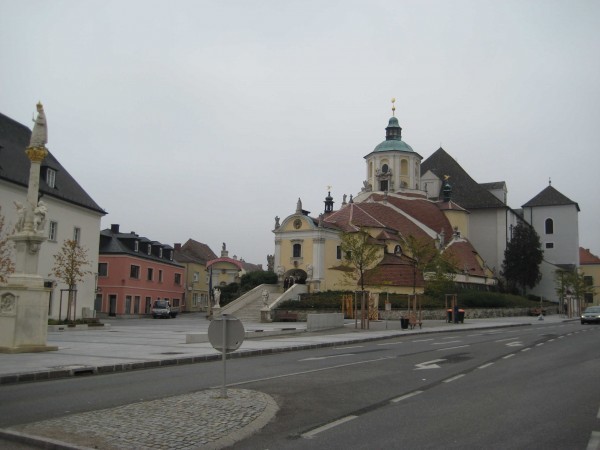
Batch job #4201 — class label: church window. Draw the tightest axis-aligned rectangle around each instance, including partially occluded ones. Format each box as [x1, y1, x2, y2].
[293, 243, 302, 258]
[545, 218, 554, 234]
[381, 164, 389, 173]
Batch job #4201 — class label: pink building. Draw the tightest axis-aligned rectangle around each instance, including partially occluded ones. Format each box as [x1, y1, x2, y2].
[96, 224, 185, 317]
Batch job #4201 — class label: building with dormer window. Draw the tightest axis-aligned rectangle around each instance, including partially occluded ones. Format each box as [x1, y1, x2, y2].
[97, 224, 184, 316]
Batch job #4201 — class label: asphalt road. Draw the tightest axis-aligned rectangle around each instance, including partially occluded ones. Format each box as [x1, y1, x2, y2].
[0, 321, 598, 449]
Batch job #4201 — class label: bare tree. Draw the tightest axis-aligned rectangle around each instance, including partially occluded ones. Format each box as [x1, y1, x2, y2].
[0, 207, 15, 283]
[49, 239, 91, 322]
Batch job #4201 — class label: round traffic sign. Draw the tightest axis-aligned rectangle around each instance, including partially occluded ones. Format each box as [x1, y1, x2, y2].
[208, 315, 245, 353]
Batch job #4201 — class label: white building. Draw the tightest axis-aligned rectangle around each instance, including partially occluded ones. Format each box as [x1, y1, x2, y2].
[0, 111, 106, 320]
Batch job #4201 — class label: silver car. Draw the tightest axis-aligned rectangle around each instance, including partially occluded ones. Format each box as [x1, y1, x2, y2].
[581, 306, 600, 324]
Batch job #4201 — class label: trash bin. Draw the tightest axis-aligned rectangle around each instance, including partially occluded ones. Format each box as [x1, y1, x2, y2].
[400, 317, 409, 329]
[453, 305, 459, 323]
[447, 308, 465, 323]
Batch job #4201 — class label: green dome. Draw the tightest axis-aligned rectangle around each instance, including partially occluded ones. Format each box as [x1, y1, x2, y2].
[373, 139, 414, 153]
[373, 116, 414, 153]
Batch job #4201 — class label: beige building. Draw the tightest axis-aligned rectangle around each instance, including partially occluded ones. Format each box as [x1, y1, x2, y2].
[580, 247, 600, 306]
[173, 239, 217, 312]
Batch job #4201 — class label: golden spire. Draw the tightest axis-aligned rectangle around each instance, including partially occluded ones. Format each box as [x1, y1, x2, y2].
[391, 98, 396, 117]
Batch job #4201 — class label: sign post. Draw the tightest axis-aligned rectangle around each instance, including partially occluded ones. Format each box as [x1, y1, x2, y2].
[208, 314, 245, 398]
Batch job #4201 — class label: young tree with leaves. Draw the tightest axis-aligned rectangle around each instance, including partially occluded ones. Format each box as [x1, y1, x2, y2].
[404, 235, 458, 299]
[501, 222, 543, 295]
[555, 268, 596, 315]
[0, 207, 15, 283]
[49, 239, 92, 322]
[339, 228, 381, 292]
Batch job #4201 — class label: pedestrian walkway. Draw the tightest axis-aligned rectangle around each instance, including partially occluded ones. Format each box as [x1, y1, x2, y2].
[0, 314, 574, 449]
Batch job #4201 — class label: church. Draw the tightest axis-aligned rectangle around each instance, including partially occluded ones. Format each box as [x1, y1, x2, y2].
[273, 104, 579, 302]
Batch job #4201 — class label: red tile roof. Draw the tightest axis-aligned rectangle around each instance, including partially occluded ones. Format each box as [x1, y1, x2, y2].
[580, 247, 600, 265]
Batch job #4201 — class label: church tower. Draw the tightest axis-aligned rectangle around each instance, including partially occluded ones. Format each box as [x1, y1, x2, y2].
[362, 99, 423, 193]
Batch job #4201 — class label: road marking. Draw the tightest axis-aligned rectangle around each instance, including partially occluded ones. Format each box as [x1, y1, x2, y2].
[503, 354, 515, 359]
[558, 336, 565, 339]
[301, 415, 358, 439]
[521, 348, 531, 352]
[478, 362, 494, 369]
[433, 340, 461, 345]
[391, 391, 423, 403]
[443, 374, 465, 383]
[300, 354, 356, 361]
[412, 338, 434, 342]
[495, 337, 520, 342]
[222, 356, 395, 388]
[334, 346, 363, 350]
[437, 345, 470, 351]
[536, 343, 544, 347]
[587, 431, 600, 450]
[415, 359, 446, 370]
[548, 338, 555, 342]
[377, 341, 403, 346]
[506, 341, 524, 347]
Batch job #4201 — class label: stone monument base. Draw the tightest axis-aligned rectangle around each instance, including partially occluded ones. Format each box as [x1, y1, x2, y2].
[0, 275, 56, 354]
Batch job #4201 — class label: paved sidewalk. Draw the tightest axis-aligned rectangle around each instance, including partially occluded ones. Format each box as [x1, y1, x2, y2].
[0, 314, 573, 449]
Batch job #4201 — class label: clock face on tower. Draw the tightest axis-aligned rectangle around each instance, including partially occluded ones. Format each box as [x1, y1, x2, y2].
[293, 219, 302, 229]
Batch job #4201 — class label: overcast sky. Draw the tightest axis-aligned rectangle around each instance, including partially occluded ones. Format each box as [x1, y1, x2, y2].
[1, 0, 599, 266]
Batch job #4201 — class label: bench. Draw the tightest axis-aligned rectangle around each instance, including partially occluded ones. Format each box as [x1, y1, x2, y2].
[276, 311, 298, 322]
[528, 307, 546, 316]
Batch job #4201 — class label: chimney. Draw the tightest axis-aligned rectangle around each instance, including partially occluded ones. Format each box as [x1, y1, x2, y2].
[174, 243, 181, 251]
[110, 224, 120, 234]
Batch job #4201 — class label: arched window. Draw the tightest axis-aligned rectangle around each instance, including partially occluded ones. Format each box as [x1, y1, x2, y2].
[293, 243, 302, 258]
[545, 218, 554, 235]
[401, 159, 408, 175]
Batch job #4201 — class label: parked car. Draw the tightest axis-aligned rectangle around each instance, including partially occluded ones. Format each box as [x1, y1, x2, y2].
[580, 306, 600, 324]
[151, 300, 179, 319]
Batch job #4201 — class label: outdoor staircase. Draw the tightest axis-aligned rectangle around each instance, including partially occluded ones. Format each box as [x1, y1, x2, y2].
[216, 283, 307, 323]
[230, 296, 266, 322]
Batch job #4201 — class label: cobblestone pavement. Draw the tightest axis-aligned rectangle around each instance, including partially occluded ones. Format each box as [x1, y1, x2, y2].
[5, 388, 278, 450]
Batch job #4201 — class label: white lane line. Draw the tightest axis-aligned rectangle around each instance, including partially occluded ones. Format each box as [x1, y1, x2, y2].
[377, 341, 403, 346]
[536, 343, 544, 347]
[300, 354, 356, 361]
[222, 356, 395, 388]
[433, 340, 461, 345]
[495, 337, 520, 342]
[391, 391, 423, 403]
[437, 345, 470, 351]
[301, 415, 358, 439]
[587, 431, 600, 450]
[334, 346, 363, 350]
[503, 354, 515, 359]
[478, 363, 494, 369]
[443, 374, 465, 383]
[412, 338, 434, 342]
[521, 348, 531, 352]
